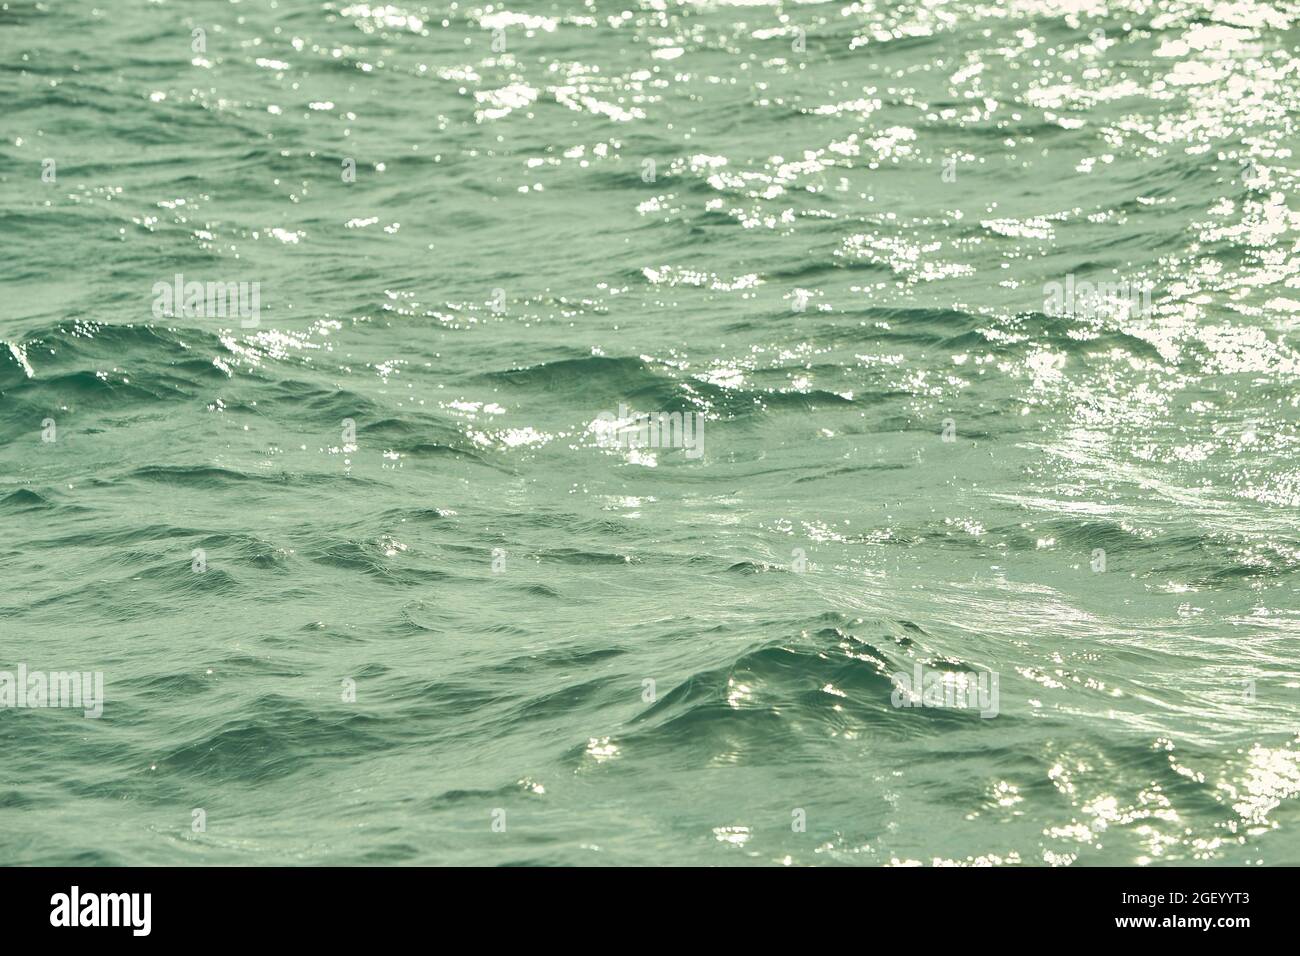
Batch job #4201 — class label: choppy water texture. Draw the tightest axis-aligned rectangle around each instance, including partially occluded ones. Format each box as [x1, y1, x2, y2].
[3, 0, 1300, 866]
